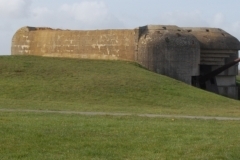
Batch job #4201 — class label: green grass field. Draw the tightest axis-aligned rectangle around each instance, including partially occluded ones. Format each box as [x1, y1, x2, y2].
[0, 55, 240, 117]
[236, 75, 240, 84]
[1, 112, 240, 160]
[1, 56, 240, 159]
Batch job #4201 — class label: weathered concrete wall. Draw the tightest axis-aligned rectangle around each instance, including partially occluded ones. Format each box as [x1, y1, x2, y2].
[215, 52, 239, 99]
[136, 25, 200, 84]
[184, 27, 240, 99]
[12, 27, 136, 61]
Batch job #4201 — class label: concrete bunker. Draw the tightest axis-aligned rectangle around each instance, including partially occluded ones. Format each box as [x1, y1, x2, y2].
[135, 25, 200, 85]
[183, 27, 240, 99]
[11, 25, 240, 99]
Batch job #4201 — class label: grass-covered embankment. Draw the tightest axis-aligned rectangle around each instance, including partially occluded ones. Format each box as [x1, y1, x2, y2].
[0, 56, 240, 117]
[237, 75, 240, 84]
[1, 56, 240, 159]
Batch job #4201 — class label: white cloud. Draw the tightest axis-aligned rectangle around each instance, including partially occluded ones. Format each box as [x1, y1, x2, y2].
[57, 1, 125, 29]
[157, 11, 209, 27]
[0, 31, 12, 55]
[0, 23, 12, 31]
[228, 21, 240, 40]
[232, 21, 240, 32]
[0, 0, 32, 18]
[211, 13, 225, 27]
[60, 1, 108, 24]
[5, 0, 124, 30]
[31, 7, 52, 18]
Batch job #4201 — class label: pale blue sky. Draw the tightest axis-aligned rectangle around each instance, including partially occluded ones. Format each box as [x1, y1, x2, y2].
[1, 0, 240, 54]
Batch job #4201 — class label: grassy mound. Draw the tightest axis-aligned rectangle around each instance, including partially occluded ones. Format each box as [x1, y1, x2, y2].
[0, 56, 240, 116]
[1, 56, 240, 159]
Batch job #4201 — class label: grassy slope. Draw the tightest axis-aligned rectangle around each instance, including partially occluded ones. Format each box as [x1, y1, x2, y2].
[237, 75, 240, 87]
[0, 55, 240, 117]
[1, 56, 240, 159]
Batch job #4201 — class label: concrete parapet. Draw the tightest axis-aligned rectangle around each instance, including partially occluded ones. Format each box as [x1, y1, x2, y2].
[12, 26, 136, 61]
